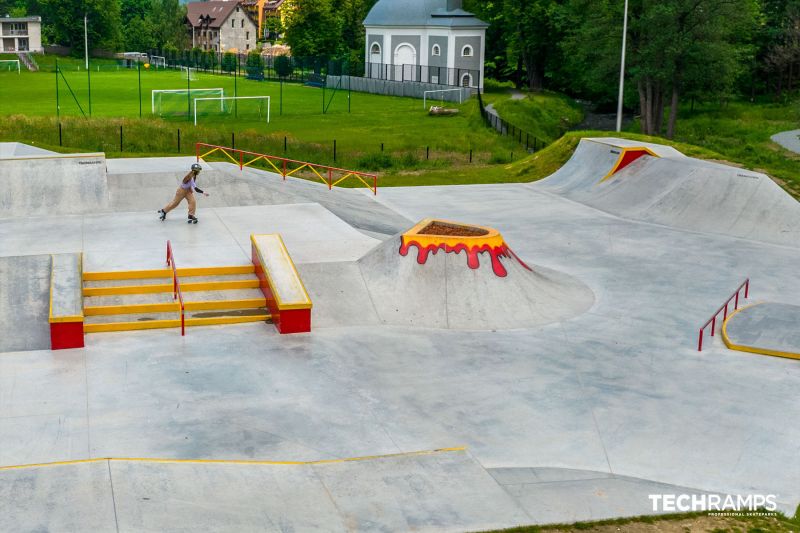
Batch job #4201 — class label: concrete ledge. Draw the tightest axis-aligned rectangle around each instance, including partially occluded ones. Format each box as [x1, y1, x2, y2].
[722, 302, 800, 360]
[251, 234, 312, 334]
[49, 253, 84, 350]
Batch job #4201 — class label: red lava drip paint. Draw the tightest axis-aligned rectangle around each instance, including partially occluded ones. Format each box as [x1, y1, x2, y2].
[399, 240, 532, 278]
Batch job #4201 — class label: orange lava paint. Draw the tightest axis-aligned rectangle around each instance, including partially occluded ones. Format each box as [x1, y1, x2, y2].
[399, 219, 532, 277]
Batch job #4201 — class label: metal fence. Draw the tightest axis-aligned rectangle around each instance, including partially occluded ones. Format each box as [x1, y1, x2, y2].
[477, 89, 545, 152]
[364, 62, 480, 89]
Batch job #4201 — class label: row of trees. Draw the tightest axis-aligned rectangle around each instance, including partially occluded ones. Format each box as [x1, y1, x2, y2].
[466, 0, 800, 136]
[0, 0, 187, 54]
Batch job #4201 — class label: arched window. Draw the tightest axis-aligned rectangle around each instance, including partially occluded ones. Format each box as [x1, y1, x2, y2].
[370, 43, 381, 56]
[461, 73, 473, 87]
[462, 45, 473, 57]
[432, 44, 441, 57]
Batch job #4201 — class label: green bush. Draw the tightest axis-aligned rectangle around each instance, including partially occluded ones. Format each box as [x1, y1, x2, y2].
[357, 152, 394, 170]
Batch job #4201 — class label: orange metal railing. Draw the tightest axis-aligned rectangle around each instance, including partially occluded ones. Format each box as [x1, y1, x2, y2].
[195, 143, 378, 195]
[166, 240, 185, 336]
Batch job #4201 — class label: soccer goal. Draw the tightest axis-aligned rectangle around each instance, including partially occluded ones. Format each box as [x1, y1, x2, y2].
[0, 60, 21, 74]
[150, 55, 166, 69]
[423, 88, 464, 109]
[194, 96, 271, 125]
[152, 88, 224, 116]
[180, 65, 198, 80]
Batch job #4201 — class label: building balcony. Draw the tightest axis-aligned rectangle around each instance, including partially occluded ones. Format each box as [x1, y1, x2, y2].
[2, 29, 29, 36]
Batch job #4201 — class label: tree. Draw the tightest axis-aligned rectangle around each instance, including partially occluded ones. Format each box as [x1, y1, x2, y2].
[561, 0, 757, 137]
[282, 0, 343, 59]
[222, 51, 237, 73]
[274, 55, 293, 78]
[148, 0, 188, 49]
[124, 16, 155, 51]
[38, 0, 122, 52]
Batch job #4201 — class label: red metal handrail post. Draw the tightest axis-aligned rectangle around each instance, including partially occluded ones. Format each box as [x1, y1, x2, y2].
[239, 150, 243, 171]
[282, 159, 287, 180]
[374, 175, 377, 195]
[328, 169, 332, 190]
[745, 279, 750, 298]
[710, 316, 716, 336]
[698, 329, 704, 351]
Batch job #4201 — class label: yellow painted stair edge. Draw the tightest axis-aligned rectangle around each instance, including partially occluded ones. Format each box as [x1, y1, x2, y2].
[83, 279, 260, 297]
[84, 314, 271, 333]
[84, 299, 267, 316]
[83, 265, 255, 281]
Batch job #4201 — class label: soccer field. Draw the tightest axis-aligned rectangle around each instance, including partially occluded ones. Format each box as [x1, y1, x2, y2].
[0, 64, 515, 157]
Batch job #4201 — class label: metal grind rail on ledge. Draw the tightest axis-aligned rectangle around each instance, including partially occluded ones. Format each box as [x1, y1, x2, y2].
[195, 143, 378, 195]
[698, 278, 750, 351]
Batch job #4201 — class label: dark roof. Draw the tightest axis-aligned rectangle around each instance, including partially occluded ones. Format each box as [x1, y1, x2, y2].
[364, 0, 488, 29]
[186, 1, 255, 29]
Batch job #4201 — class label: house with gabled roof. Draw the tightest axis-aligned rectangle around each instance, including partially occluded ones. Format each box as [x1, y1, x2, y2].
[187, 1, 258, 53]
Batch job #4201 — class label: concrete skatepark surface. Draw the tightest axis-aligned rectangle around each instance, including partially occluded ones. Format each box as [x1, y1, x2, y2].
[1, 140, 800, 531]
[724, 302, 800, 357]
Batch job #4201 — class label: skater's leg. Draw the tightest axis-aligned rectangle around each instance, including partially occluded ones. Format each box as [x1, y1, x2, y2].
[162, 188, 187, 214]
[186, 192, 196, 217]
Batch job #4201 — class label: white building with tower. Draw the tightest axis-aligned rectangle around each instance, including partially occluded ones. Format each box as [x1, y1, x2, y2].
[363, 0, 488, 89]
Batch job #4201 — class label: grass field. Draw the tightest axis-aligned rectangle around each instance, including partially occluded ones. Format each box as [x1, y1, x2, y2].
[0, 63, 522, 158]
[482, 507, 800, 532]
[2, 58, 797, 196]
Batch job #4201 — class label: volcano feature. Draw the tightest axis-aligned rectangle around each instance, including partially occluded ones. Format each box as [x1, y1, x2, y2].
[355, 219, 595, 330]
[399, 219, 531, 277]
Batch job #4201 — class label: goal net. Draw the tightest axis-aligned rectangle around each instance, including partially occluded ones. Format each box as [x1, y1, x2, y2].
[0, 60, 21, 74]
[194, 96, 271, 125]
[149, 55, 166, 69]
[152, 88, 224, 117]
[181, 65, 198, 80]
[423, 88, 464, 109]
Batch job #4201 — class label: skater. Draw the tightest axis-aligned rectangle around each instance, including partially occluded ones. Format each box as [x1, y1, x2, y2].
[158, 163, 209, 224]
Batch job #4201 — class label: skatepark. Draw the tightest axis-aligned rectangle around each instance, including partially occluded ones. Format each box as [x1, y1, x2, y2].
[1, 137, 799, 531]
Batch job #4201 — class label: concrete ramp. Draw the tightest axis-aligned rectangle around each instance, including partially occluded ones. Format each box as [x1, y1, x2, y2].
[0, 152, 108, 218]
[0, 142, 56, 157]
[537, 137, 682, 194]
[537, 137, 800, 247]
[356, 234, 594, 330]
[0, 255, 52, 352]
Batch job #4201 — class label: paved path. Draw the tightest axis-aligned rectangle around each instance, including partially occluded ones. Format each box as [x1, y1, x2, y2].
[771, 129, 800, 154]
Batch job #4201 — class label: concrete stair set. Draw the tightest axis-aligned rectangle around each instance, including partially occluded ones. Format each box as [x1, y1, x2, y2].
[82, 265, 270, 333]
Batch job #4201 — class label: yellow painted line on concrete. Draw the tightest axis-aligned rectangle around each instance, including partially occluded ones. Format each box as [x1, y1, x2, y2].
[0, 447, 467, 472]
[84, 319, 181, 333]
[185, 315, 270, 327]
[84, 302, 181, 316]
[83, 280, 260, 297]
[599, 146, 660, 183]
[84, 314, 270, 333]
[83, 265, 255, 281]
[183, 299, 266, 312]
[722, 304, 800, 361]
[83, 284, 174, 297]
